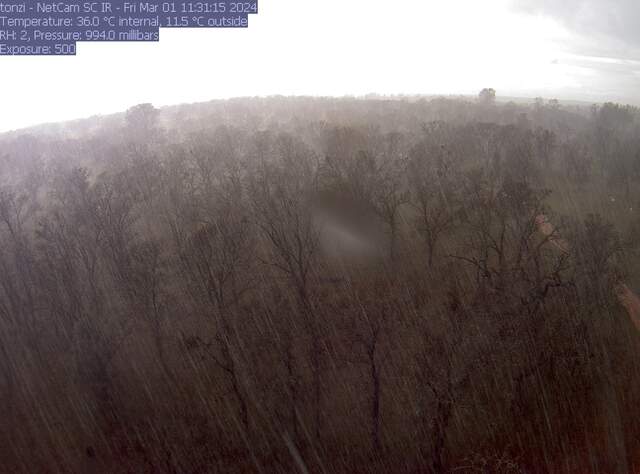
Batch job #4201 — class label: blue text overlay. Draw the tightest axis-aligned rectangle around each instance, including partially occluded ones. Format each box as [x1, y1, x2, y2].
[0, 1, 258, 55]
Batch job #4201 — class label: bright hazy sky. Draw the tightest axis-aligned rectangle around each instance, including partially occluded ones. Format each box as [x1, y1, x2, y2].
[1, 0, 639, 132]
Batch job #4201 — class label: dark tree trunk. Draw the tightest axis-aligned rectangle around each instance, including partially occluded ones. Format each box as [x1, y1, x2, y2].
[370, 354, 381, 452]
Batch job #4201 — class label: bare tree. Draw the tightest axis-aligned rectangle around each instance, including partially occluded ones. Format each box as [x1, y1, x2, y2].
[180, 173, 255, 430]
[248, 145, 325, 440]
[408, 129, 461, 266]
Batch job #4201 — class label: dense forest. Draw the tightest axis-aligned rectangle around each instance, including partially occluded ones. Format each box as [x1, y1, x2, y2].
[1, 93, 640, 473]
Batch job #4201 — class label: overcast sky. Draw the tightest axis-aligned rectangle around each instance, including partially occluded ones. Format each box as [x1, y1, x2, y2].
[1, 0, 639, 132]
